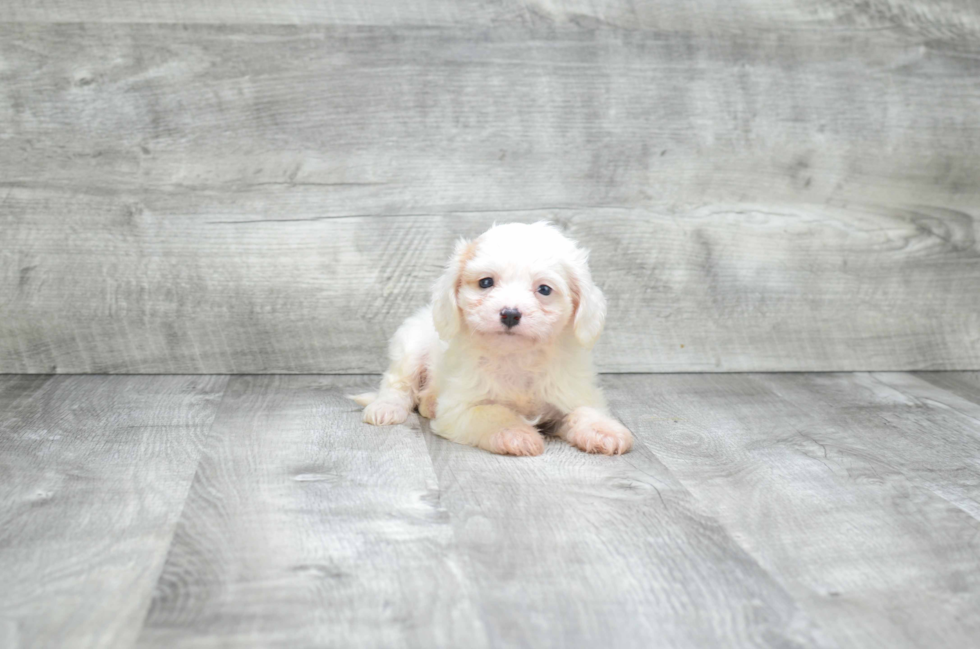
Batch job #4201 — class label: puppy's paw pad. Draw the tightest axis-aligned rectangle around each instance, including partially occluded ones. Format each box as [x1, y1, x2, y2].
[363, 401, 409, 426]
[488, 427, 545, 456]
[568, 416, 633, 455]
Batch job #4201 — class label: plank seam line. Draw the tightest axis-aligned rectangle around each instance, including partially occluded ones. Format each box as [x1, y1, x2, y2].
[416, 418, 497, 645]
[204, 205, 628, 225]
[129, 375, 234, 644]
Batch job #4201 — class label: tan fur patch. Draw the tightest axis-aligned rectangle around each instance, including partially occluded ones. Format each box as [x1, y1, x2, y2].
[454, 239, 479, 292]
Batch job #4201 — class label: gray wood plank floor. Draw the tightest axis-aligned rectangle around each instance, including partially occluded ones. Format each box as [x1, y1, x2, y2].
[0, 375, 228, 649]
[1, 372, 978, 648]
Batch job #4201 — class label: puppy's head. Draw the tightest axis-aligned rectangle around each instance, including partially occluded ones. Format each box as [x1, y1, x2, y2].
[432, 222, 606, 349]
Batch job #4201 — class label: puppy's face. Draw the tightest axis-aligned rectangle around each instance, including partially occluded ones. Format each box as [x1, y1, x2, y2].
[457, 236, 574, 344]
[432, 223, 606, 349]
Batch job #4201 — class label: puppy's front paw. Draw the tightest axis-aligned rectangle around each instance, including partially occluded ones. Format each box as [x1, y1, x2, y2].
[485, 425, 545, 456]
[363, 401, 409, 426]
[563, 407, 633, 455]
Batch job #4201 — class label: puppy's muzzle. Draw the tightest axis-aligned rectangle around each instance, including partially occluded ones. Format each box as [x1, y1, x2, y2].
[500, 308, 522, 329]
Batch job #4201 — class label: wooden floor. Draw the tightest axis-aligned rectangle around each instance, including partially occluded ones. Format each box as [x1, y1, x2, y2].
[1, 372, 979, 648]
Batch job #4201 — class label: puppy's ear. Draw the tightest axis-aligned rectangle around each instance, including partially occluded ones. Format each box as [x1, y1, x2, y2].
[568, 249, 607, 348]
[431, 237, 474, 341]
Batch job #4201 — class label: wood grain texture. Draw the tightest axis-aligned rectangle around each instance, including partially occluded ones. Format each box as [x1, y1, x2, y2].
[0, 374, 227, 649]
[137, 375, 487, 648]
[421, 406, 831, 648]
[915, 371, 980, 406]
[2, 0, 979, 37]
[609, 372, 980, 648]
[3, 372, 980, 647]
[1, 19, 979, 373]
[777, 371, 980, 519]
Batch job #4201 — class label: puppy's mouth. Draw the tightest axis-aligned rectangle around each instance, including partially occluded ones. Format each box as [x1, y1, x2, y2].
[477, 327, 526, 339]
[495, 328, 540, 342]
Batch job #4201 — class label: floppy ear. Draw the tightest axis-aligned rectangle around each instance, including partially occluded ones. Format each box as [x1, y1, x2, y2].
[431, 238, 473, 341]
[568, 249, 607, 348]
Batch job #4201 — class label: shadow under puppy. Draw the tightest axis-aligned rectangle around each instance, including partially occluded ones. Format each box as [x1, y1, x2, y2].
[352, 222, 633, 456]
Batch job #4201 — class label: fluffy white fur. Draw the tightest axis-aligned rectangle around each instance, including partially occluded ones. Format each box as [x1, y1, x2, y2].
[352, 222, 633, 456]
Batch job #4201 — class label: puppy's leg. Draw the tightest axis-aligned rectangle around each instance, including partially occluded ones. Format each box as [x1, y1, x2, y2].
[417, 386, 438, 419]
[434, 404, 544, 456]
[358, 309, 437, 426]
[555, 406, 633, 455]
[361, 369, 415, 426]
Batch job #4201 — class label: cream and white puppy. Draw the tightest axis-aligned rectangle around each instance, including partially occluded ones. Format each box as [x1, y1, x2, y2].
[352, 222, 633, 456]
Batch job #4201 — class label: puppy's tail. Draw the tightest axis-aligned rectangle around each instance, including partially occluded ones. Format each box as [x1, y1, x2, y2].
[348, 392, 377, 407]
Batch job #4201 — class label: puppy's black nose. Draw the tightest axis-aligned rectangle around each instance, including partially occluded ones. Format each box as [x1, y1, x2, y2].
[500, 308, 522, 328]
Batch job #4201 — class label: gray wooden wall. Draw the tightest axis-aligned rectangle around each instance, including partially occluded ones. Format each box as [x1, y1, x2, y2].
[2, 1, 979, 373]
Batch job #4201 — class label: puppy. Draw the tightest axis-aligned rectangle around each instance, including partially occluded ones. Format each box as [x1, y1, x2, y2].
[352, 222, 633, 456]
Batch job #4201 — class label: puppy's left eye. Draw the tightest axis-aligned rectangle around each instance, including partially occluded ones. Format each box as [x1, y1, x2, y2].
[479, 277, 494, 289]
[537, 284, 552, 296]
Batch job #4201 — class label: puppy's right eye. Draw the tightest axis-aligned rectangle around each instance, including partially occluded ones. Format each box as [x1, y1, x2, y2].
[478, 277, 494, 289]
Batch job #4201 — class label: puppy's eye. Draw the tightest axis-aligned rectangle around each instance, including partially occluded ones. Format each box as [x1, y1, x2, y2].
[478, 277, 494, 289]
[537, 284, 552, 296]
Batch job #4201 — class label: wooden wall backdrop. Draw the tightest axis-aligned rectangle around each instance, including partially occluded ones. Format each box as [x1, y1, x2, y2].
[1, 2, 979, 373]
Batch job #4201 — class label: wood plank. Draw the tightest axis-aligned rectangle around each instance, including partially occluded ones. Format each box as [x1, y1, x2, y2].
[801, 371, 980, 520]
[3, 201, 978, 373]
[0, 374, 228, 649]
[422, 400, 833, 648]
[137, 375, 487, 648]
[914, 371, 980, 406]
[0, 0, 502, 25]
[2, 0, 978, 36]
[3, 24, 977, 212]
[608, 372, 980, 648]
[2, 22, 979, 373]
